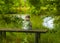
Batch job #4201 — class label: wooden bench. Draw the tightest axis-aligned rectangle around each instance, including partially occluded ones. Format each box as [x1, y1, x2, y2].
[0, 29, 47, 43]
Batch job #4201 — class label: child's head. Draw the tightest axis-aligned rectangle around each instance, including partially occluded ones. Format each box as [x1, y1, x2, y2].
[25, 15, 30, 21]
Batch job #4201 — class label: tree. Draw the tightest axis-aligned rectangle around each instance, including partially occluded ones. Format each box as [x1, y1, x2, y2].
[0, 0, 20, 14]
[27, 0, 60, 15]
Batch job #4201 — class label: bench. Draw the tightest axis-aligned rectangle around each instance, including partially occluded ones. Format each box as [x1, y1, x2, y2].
[0, 29, 47, 43]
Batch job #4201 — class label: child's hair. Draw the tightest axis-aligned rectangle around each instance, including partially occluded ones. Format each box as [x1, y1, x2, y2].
[25, 15, 30, 18]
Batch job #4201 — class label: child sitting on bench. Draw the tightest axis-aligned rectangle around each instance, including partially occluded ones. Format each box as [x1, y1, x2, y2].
[22, 15, 32, 30]
[22, 15, 32, 43]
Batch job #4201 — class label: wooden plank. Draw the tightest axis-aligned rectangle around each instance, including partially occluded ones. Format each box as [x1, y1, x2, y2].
[0, 29, 47, 33]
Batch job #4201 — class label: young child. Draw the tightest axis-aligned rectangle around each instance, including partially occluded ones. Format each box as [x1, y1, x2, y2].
[22, 15, 32, 30]
[22, 15, 32, 43]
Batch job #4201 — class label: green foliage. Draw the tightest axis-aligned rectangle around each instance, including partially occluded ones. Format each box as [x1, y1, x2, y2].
[27, 0, 60, 15]
[0, 0, 60, 15]
[28, 0, 41, 9]
[0, 15, 60, 43]
[0, 14, 23, 28]
[0, 0, 60, 43]
[54, 16, 60, 30]
[0, 0, 20, 14]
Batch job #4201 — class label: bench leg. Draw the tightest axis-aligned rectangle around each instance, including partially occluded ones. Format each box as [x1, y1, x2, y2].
[35, 33, 40, 43]
[2, 31, 6, 38]
[0, 31, 3, 43]
[0, 31, 6, 43]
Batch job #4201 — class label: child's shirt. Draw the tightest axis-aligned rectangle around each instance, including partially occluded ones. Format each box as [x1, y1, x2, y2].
[22, 20, 32, 30]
